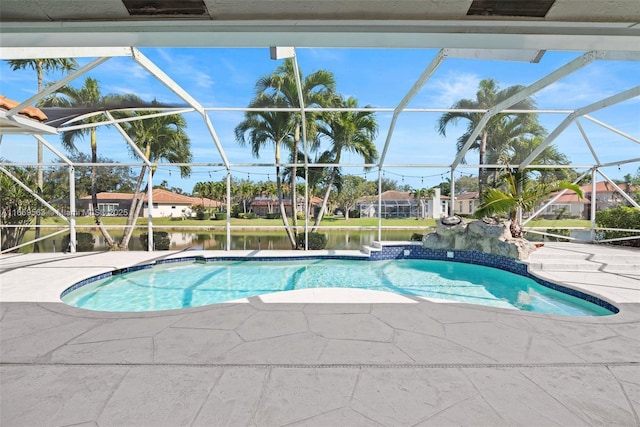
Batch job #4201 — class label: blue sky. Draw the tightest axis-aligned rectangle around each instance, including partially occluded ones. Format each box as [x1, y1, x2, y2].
[1, 47, 638, 193]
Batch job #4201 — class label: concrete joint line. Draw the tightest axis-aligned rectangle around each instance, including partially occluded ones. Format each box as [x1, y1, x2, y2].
[2, 362, 638, 369]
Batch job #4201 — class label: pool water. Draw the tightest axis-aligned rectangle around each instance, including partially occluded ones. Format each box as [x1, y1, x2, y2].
[61, 259, 614, 316]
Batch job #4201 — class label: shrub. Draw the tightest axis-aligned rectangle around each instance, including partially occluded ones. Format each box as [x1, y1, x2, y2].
[296, 232, 327, 250]
[214, 212, 227, 220]
[596, 206, 640, 247]
[266, 212, 280, 219]
[410, 233, 424, 241]
[297, 212, 306, 220]
[196, 211, 210, 220]
[62, 232, 94, 252]
[139, 231, 171, 250]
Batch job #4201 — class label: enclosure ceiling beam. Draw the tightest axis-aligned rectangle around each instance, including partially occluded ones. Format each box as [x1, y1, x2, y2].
[130, 47, 230, 168]
[519, 85, 640, 168]
[33, 135, 73, 166]
[1, 20, 638, 51]
[582, 114, 640, 145]
[574, 118, 601, 166]
[450, 50, 600, 170]
[0, 47, 133, 60]
[5, 57, 112, 119]
[379, 49, 447, 167]
[58, 109, 195, 132]
[105, 111, 153, 168]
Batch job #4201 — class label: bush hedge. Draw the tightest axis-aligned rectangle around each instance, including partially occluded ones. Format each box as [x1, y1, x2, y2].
[139, 231, 171, 250]
[62, 232, 95, 252]
[410, 233, 424, 241]
[296, 232, 327, 250]
[596, 206, 640, 247]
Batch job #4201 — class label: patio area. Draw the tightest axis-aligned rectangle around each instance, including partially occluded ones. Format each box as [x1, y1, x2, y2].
[1, 242, 639, 426]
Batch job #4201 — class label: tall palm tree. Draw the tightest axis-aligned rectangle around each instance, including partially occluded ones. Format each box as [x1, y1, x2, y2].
[256, 59, 336, 230]
[437, 79, 537, 198]
[7, 58, 78, 252]
[312, 96, 379, 230]
[235, 94, 298, 248]
[39, 77, 140, 249]
[116, 111, 191, 249]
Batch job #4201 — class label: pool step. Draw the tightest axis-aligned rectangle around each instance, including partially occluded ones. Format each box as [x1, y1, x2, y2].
[528, 247, 639, 273]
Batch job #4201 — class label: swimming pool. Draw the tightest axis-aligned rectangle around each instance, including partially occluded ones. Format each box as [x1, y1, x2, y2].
[61, 258, 615, 316]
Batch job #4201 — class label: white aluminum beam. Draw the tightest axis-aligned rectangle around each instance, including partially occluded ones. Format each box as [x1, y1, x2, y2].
[6, 57, 112, 118]
[520, 85, 640, 168]
[0, 46, 133, 60]
[379, 49, 447, 166]
[0, 112, 57, 135]
[0, 165, 69, 221]
[1, 20, 638, 52]
[58, 109, 194, 132]
[451, 51, 600, 169]
[33, 135, 73, 166]
[574, 118, 601, 166]
[583, 114, 640, 145]
[105, 111, 153, 167]
[598, 169, 640, 209]
[131, 48, 204, 114]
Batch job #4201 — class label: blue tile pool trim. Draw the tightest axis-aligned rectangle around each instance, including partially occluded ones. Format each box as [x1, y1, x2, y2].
[60, 245, 619, 314]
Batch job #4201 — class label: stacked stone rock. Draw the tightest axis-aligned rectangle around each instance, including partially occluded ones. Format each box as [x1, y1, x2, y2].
[423, 217, 538, 259]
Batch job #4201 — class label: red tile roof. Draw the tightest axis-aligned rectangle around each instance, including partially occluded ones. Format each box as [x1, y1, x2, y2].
[0, 95, 48, 121]
[549, 181, 637, 203]
[81, 189, 220, 207]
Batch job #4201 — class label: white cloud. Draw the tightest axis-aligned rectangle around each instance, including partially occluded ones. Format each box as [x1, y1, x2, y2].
[423, 72, 481, 108]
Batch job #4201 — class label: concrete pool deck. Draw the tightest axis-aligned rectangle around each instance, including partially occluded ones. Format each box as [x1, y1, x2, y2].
[1, 242, 639, 426]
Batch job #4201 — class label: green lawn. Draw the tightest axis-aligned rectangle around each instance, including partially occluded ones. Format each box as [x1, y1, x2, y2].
[41, 216, 438, 229]
[38, 216, 592, 229]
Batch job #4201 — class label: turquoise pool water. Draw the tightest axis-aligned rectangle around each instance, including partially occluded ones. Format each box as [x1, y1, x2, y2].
[61, 259, 614, 316]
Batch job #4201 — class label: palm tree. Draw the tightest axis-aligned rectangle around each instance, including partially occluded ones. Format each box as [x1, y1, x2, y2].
[235, 180, 257, 214]
[7, 58, 78, 252]
[260, 181, 278, 214]
[484, 114, 548, 186]
[312, 96, 379, 230]
[410, 187, 436, 219]
[500, 135, 571, 184]
[116, 111, 191, 249]
[437, 79, 538, 198]
[256, 59, 336, 230]
[475, 167, 583, 238]
[235, 94, 298, 248]
[39, 77, 140, 249]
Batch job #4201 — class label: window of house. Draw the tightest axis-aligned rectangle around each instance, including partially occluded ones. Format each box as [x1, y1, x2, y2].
[97, 203, 118, 216]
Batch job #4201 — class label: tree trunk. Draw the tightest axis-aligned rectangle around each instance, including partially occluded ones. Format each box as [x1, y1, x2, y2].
[118, 164, 148, 250]
[312, 166, 338, 232]
[291, 124, 300, 231]
[33, 141, 43, 252]
[90, 129, 116, 249]
[275, 141, 297, 249]
[33, 62, 44, 253]
[478, 130, 488, 199]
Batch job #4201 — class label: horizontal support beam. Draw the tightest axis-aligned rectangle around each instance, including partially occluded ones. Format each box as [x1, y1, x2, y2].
[1, 20, 638, 51]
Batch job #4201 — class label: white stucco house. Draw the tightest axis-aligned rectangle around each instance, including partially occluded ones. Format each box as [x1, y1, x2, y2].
[80, 188, 220, 218]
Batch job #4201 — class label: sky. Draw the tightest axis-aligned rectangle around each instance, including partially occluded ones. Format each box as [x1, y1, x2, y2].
[1, 47, 638, 194]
